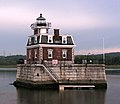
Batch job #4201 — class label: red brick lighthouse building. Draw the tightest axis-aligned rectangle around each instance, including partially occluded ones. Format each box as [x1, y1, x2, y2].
[14, 14, 107, 90]
[27, 14, 75, 65]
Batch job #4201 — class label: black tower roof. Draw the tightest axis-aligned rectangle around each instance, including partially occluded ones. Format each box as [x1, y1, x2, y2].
[36, 14, 46, 20]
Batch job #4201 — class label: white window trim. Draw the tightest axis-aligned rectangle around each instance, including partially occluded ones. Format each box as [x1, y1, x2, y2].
[48, 35, 53, 43]
[40, 29, 47, 34]
[62, 36, 67, 44]
[62, 49, 67, 59]
[48, 49, 53, 58]
[39, 35, 41, 43]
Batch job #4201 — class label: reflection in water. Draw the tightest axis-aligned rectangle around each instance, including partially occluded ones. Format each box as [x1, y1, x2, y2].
[1, 69, 120, 104]
[0, 71, 17, 104]
[17, 88, 106, 104]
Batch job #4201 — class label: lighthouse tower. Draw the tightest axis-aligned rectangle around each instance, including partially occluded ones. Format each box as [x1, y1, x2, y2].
[31, 14, 51, 35]
[27, 14, 75, 65]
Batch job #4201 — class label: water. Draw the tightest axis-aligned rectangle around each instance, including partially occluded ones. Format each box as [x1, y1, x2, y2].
[0, 68, 120, 104]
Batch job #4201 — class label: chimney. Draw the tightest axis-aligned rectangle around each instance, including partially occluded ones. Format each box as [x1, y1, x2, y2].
[54, 29, 59, 36]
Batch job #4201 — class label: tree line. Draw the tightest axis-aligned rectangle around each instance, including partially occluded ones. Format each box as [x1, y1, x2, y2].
[0, 52, 120, 65]
[74, 52, 120, 65]
[0, 55, 26, 65]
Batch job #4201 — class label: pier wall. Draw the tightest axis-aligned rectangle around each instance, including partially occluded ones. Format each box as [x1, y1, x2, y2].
[15, 64, 107, 89]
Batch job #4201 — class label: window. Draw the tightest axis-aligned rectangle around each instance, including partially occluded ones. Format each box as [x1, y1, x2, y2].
[48, 35, 53, 43]
[41, 35, 48, 43]
[62, 49, 67, 58]
[28, 37, 32, 45]
[40, 29, 47, 34]
[34, 35, 37, 44]
[62, 36, 67, 44]
[48, 49, 53, 58]
[28, 50, 31, 59]
[34, 49, 37, 58]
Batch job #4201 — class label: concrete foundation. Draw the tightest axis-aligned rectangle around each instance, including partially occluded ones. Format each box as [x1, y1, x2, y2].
[14, 64, 107, 89]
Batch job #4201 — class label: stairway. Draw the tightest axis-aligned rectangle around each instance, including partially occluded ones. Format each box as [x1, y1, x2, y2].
[40, 64, 58, 82]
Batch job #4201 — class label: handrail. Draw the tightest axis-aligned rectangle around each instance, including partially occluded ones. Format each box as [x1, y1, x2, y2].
[40, 64, 57, 82]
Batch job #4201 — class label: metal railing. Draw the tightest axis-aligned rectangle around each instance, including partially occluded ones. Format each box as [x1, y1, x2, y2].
[40, 64, 57, 82]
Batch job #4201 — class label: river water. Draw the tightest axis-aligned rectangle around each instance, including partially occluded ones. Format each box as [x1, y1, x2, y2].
[0, 68, 120, 104]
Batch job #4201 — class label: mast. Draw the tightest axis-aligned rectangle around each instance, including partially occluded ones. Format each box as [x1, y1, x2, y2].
[102, 37, 105, 64]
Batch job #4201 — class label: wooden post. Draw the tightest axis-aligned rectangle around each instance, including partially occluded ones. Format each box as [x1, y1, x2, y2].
[59, 85, 64, 91]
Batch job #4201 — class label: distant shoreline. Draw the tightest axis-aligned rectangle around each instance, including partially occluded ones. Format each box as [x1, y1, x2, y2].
[105, 65, 120, 69]
[0, 65, 16, 68]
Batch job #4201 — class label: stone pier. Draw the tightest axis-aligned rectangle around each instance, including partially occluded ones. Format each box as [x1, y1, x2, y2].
[14, 64, 107, 89]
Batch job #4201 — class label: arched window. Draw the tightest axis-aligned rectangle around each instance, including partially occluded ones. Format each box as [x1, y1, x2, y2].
[48, 49, 53, 58]
[62, 49, 67, 58]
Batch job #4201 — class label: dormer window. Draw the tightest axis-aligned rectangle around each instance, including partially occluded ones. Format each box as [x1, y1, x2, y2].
[62, 49, 67, 59]
[48, 49, 53, 58]
[48, 35, 53, 43]
[62, 36, 67, 44]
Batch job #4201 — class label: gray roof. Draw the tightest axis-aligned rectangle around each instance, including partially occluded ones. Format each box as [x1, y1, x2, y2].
[27, 35, 74, 46]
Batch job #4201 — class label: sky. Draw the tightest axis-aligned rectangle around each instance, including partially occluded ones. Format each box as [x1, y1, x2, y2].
[0, 0, 120, 55]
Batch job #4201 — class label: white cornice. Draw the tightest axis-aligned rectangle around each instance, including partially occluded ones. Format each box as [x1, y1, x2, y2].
[26, 44, 76, 49]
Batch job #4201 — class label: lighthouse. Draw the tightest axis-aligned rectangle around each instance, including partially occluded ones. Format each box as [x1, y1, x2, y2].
[27, 14, 75, 65]
[14, 14, 107, 90]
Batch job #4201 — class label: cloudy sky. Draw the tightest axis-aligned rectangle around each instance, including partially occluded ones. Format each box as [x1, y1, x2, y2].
[0, 0, 120, 55]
